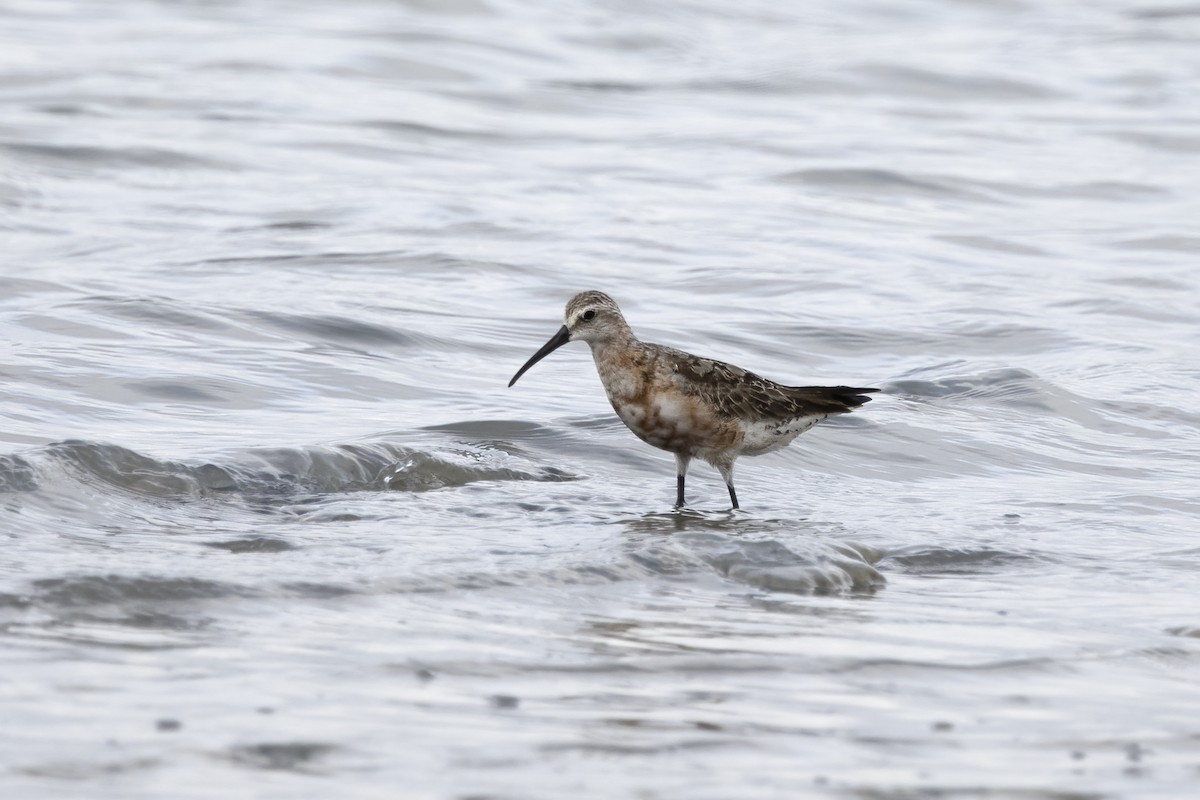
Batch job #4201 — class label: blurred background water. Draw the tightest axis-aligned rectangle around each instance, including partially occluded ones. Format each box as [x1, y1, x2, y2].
[2, 0, 1199, 797]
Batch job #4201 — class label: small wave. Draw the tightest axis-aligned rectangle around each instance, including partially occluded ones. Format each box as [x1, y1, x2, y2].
[15, 756, 162, 781]
[1167, 625, 1200, 638]
[230, 440, 571, 495]
[937, 235, 1050, 257]
[357, 536, 882, 597]
[1110, 235, 1200, 253]
[968, 179, 1171, 203]
[361, 119, 517, 142]
[887, 366, 1193, 442]
[0, 141, 233, 170]
[29, 575, 252, 607]
[380, 449, 571, 492]
[0, 454, 38, 492]
[19, 434, 574, 504]
[775, 168, 998, 204]
[239, 309, 433, 349]
[1103, 130, 1200, 154]
[8, 574, 373, 611]
[851, 64, 1063, 101]
[0, 592, 31, 609]
[202, 537, 297, 554]
[621, 519, 884, 595]
[888, 367, 1052, 408]
[0, 178, 41, 210]
[227, 742, 337, 773]
[677, 532, 884, 595]
[0, 276, 66, 300]
[44, 440, 237, 499]
[68, 294, 240, 336]
[1131, 5, 1200, 19]
[877, 546, 1040, 576]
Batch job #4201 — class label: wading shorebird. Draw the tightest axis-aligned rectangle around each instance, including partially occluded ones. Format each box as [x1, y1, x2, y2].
[508, 291, 878, 509]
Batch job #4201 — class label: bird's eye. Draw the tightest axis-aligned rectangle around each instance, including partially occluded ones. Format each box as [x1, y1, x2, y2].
[582, 310, 596, 321]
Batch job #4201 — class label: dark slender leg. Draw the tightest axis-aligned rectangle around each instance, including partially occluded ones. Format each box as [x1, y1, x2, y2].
[717, 460, 739, 510]
[674, 453, 691, 509]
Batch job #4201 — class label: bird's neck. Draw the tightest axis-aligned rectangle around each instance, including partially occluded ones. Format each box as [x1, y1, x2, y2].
[587, 332, 645, 397]
[587, 329, 637, 360]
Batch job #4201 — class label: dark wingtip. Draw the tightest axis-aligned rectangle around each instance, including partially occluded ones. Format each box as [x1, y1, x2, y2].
[837, 386, 881, 407]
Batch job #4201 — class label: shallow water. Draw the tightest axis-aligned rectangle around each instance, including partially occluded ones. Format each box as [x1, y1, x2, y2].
[2, 0, 1200, 797]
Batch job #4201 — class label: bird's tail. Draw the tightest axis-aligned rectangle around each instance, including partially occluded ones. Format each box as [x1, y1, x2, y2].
[788, 385, 880, 412]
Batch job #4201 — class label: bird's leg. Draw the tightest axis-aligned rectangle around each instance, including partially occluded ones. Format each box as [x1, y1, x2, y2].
[674, 453, 691, 508]
[716, 460, 739, 510]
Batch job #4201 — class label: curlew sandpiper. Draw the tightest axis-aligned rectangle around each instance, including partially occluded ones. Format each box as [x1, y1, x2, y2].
[508, 291, 878, 509]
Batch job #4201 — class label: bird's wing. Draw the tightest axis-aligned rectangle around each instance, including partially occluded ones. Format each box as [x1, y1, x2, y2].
[660, 346, 878, 422]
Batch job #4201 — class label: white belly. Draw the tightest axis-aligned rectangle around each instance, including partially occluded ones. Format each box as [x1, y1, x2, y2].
[738, 415, 826, 456]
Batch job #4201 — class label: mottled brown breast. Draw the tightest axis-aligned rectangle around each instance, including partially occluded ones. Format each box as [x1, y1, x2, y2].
[595, 345, 741, 455]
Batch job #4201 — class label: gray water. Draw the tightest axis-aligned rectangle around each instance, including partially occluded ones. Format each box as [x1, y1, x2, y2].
[2, 0, 1199, 797]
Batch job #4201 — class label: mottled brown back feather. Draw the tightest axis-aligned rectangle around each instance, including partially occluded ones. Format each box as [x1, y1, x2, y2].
[659, 344, 878, 422]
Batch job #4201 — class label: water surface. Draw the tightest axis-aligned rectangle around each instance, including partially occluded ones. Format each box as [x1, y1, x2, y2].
[2, 0, 1199, 797]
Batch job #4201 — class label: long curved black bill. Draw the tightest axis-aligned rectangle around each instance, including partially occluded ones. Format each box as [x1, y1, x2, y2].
[508, 325, 571, 387]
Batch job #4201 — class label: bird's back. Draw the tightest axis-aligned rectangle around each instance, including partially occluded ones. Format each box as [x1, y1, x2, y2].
[654, 343, 877, 423]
